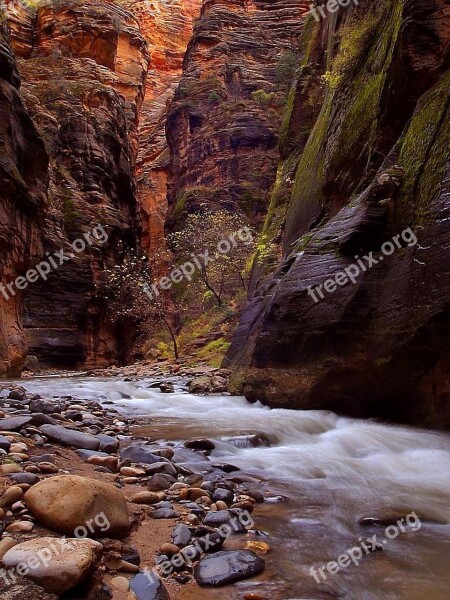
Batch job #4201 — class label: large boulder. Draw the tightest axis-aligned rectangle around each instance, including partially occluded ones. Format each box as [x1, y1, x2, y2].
[24, 475, 130, 537]
[2, 537, 102, 595]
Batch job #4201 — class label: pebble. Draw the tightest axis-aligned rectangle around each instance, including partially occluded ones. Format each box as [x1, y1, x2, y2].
[0, 537, 17, 559]
[127, 492, 160, 505]
[87, 455, 119, 472]
[110, 576, 130, 592]
[120, 467, 146, 477]
[6, 520, 34, 532]
[0, 463, 22, 475]
[245, 541, 271, 554]
[0, 486, 24, 508]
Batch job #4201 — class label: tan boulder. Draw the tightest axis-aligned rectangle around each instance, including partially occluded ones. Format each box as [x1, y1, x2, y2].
[24, 475, 130, 537]
[2, 537, 102, 594]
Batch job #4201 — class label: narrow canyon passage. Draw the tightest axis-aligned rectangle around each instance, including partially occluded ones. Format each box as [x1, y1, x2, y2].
[16, 376, 450, 600]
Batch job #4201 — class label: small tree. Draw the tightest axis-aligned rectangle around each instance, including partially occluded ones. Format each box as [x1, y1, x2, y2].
[168, 210, 255, 307]
[99, 248, 180, 360]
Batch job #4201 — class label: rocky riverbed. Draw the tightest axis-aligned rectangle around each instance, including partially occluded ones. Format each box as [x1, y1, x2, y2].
[0, 381, 270, 599]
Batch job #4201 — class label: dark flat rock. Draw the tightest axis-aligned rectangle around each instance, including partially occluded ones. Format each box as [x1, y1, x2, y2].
[171, 524, 192, 547]
[130, 572, 169, 600]
[39, 424, 99, 450]
[0, 416, 32, 431]
[194, 550, 265, 586]
[0, 434, 11, 451]
[120, 445, 161, 465]
[203, 510, 246, 532]
[10, 473, 40, 485]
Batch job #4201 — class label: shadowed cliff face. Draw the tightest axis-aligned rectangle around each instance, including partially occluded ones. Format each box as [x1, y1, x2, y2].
[226, 0, 450, 429]
[166, 0, 310, 229]
[3, 0, 150, 370]
[0, 19, 48, 376]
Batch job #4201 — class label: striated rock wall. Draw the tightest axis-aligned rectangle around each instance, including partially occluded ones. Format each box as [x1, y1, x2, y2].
[166, 0, 310, 229]
[2, 1, 150, 371]
[129, 0, 202, 257]
[0, 18, 48, 376]
[226, 0, 450, 429]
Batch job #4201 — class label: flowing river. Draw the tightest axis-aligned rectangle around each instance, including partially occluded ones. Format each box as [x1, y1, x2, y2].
[14, 376, 450, 600]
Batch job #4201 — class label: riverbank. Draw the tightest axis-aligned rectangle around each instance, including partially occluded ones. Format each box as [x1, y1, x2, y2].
[0, 380, 271, 600]
[1, 375, 450, 600]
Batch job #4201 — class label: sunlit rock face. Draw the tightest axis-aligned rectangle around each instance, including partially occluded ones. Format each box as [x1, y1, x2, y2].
[165, 0, 310, 230]
[127, 0, 203, 257]
[0, 18, 48, 376]
[3, 1, 150, 370]
[226, 0, 450, 429]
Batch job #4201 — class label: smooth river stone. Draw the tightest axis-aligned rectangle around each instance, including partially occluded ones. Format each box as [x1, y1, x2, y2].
[2, 537, 103, 594]
[0, 416, 32, 431]
[39, 424, 99, 450]
[194, 550, 265, 586]
[24, 475, 130, 537]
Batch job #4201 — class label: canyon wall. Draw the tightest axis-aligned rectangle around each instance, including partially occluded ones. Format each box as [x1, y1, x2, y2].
[166, 0, 310, 230]
[226, 0, 450, 428]
[0, 18, 48, 376]
[131, 0, 202, 257]
[1, 0, 150, 371]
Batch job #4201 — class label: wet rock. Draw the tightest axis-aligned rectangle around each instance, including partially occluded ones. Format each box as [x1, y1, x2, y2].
[0, 416, 32, 431]
[24, 475, 130, 537]
[120, 445, 160, 465]
[171, 524, 192, 547]
[7, 389, 27, 401]
[210, 376, 227, 393]
[194, 550, 265, 586]
[212, 463, 240, 473]
[203, 510, 246, 532]
[2, 537, 103, 595]
[159, 383, 174, 393]
[129, 572, 169, 600]
[188, 377, 211, 395]
[244, 541, 271, 554]
[184, 438, 215, 452]
[39, 425, 99, 450]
